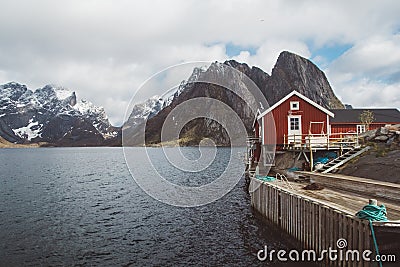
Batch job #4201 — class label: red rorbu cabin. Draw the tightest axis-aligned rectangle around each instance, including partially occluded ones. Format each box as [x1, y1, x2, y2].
[256, 90, 334, 150]
[247, 90, 400, 170]
[330, 109, 400, 134]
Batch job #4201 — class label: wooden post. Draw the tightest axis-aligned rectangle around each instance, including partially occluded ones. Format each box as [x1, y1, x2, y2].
[284, 134, 286, 149]
[293, 134, 295, 148]
[340, 133, 343, 156]
[309, 137, 313, 171]
[327, 133, 330, 150]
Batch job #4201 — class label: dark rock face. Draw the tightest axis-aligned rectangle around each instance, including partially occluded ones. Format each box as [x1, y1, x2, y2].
[42, 115, 104, 146]
[0, 82, 120, 146]
[264, 51, 344, 108]
[124, 62, 266, 146]
[0, 118, 21, 143]
[126, 51, 344, 146]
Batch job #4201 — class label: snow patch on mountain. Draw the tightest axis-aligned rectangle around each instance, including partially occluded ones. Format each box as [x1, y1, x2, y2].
[74, 99, 103, 115]
[13, 119, 43, 141]
[125, 96, 165, 130]
[54, 87, 73, 100]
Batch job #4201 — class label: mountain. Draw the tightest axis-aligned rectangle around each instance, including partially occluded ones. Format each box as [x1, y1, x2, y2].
[264, 51, 343, 108]
[123, 51, 344, 146]
[0, 51, 345, 147]
[0, 82, 119, 146]
[124, 96, 166, 130]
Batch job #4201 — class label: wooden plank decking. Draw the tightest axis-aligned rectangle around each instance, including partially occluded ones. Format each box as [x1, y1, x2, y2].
[297, 171, 400, 206]
[284, 181, 400, 221]
[250, 175, 400, 267]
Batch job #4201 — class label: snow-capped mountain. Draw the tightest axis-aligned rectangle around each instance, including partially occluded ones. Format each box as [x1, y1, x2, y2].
[124, 66, 207, 133]
[0, 82, 118, 145]
[125, 96, 165, 129]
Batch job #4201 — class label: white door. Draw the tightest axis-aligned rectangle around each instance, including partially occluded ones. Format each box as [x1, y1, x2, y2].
[288, 115, 302, 145]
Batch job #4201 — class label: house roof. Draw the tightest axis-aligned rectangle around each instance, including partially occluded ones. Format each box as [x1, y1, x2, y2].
[330, 109, 400, 123]
[257, 90, 334, 119]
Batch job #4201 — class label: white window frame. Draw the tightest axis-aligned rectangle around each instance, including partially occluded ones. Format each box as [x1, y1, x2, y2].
[290, 101, 299, 111]
[356, 124, 366, 134]
[288, 116, 301, 132]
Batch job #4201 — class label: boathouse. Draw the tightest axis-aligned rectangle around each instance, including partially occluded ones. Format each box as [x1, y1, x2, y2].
[247, 91, 400, 169]
[330, 109, 400, 134]
[256, 90, 335, 150]
[253, 91, 400, 151]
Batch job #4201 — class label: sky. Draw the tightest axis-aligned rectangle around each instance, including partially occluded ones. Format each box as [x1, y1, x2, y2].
[0, 0, 399, 126]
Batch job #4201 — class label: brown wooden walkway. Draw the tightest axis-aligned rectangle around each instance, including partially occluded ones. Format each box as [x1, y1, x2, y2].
[283, 181, 400, 221]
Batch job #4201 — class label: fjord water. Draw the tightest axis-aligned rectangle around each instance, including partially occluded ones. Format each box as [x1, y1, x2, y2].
[0, 147, 298, 266]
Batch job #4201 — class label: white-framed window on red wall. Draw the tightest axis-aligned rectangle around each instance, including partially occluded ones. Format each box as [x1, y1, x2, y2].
[356, 124, 366, 134]
[290, 101, 299, 111]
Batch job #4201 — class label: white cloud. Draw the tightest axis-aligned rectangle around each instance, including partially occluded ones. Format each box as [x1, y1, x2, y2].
[333, 78, 400, 109]
[0, 0, 400, 125]
[327, 34, 400, 108]
[329, 34, 400, 82]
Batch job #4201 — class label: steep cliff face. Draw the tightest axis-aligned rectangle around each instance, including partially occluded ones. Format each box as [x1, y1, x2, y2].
[265, 51, 344, 108]
[124, 51, 344, 146]
[128, 62, 266, 146]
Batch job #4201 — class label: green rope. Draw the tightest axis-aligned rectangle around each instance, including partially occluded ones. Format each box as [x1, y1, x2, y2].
[369, 220, 382, 267]
[356, 204, 388, 267]
[255, 175, 276, 182]
[356, 204, 388, 222]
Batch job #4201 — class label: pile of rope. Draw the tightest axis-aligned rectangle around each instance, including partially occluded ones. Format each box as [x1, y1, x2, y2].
[356, 202, 388, 267]
[356, 204, 388, 222]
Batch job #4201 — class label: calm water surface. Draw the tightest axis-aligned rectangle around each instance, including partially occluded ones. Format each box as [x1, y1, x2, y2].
[0, 147, 304, 266]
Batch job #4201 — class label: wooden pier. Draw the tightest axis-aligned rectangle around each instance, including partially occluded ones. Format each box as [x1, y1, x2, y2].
[250, 176, 400, 266]
[297, 172, 400, 205]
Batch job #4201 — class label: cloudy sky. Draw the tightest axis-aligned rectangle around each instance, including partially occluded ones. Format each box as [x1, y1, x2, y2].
[1, 0, 399, 125]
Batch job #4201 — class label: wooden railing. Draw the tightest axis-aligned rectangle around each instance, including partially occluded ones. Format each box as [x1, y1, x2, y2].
[283, 133, 359, 150]
[250, 179, 373, 267]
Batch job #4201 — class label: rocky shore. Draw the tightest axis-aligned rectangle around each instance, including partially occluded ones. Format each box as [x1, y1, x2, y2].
[338, 124, 400, 183]
[359, 124, 400, 148]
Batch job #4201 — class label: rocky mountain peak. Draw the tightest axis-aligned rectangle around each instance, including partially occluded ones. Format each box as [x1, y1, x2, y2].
[274, 50, 309, 69]
[34, 84, 77, 106]
[0, 82, 28, 101]
[267, 51, 344, 109]
[224, 60, 251, 74]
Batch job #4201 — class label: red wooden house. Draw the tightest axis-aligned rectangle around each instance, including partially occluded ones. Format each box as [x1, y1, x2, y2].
[330, 109, 400, 134]
[248, 90, 400, 169]
[256, 90, 334, 149]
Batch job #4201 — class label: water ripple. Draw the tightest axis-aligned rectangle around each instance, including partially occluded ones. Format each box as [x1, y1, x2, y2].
[0, 147, 305, 266]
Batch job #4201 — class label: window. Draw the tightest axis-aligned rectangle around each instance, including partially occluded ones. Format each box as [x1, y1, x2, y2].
[290, 117, 300, 130]
[356, 124, 366, 134]
[290, 101, 299, 110]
